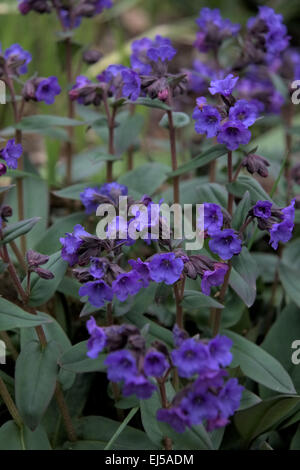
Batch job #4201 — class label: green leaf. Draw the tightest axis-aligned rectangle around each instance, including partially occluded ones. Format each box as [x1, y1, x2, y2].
[20, 312, 75, 391]
[159, 112, 190, 130]
[229, 247, 258, 307]
[15, 115, 84, 130]
[104, 407, 139, 450]
[6, 162, 49, 249]
[182, 290, 224, 309]
[26, 251, 68, 307]
[224, 329, 296, 394]
[235, 395, 300, 443]
[0, 421, 51, 450]
[64, 415, 158, 450]
[34, 212, 86, 255]
[0, 217, 41, 246]
[0, 297, 52, 331]
[227, 175, 273, 203]
[52, 183, 88, 201]
[232, 191, 251, 231]
[279, 261, 300, 307]
[115, 113, 145, 154]
[169, 144, 227, 177]
[15, 340, 59, 430]
[133, 97, 171, 111]
[196, 182, 228, 208]
[239, 389, 262, 411]
[118, 162, 170, 197]
[60, 341, 106, 373]
[290, 424, 300, 450]
[261, 303, 300, 395]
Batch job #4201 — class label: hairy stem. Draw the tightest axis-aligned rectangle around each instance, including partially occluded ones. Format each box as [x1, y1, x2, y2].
[65, 38, 74, 185]
[167, 110, 179, 204]
[0, 377, 23, 428]
[157, 378, 172, 450]
[227, 151, 234, 216]
[54, 382, 77, 442]
[103, 94, 116, 182]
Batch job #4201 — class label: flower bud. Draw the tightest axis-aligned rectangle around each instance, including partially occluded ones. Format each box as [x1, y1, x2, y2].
[83, 49, 102, 65]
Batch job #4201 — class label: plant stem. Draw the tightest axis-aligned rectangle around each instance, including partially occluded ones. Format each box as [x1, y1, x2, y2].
[103, 94, 116, 182]
[157, 379, 172, 450]
[54, 382, 77, 442]
[227, 151, 234, 216]
[212, 261, 232, 336]
[167, 110, 179, 204]
[0, 377, 23, 428]
[10, 240, 26, 272]
[65, 37, 74, 185]
[173, 277, 185, 329]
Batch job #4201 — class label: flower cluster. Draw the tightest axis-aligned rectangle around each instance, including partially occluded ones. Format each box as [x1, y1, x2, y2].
[0, 43, 32, 76]
[86, 318, 243, 433]
[0, 139, 23, 174]
[249, 199, 295, 250]
[19, 1, 113, 29]
[194, 7, 240, 53]
[192, 74, 259, 151]
[23, 76, 61, 105]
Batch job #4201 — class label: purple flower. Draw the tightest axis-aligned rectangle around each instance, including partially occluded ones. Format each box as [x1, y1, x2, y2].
[209, 74, 239, 97]
[206, 416, 229, 432]
[104, 350, 137, 382]
[80, 187, 102, 214]
[181, 388, 218, 425]
[60, 9, 82, 29]
[130, 38, 153, 75]
[282, 198, 296, 224]
[122, 375, 156, 399]
[79, 280, 113, 308]
[148, 253, 183, 285]
[128, 258, 151, 288]
[157, 407, 190, 433]
[229, 99, 258, 128]
[204, 203, 223, 235]
[94, 0, 113, 14]
[253, 200, 272, 219]
[147, 36, 177, 63]
[201, 263, 229, 296]
[208, 335, 233, 367]
[60, 224, 90, 266]
[35, 76, 61, 105]
[217, 378, 243, 418]
[171, 338, 216, 378]
[144, 351, 168, 378]
[269, 220, 294, 250]
[217, 120, 251, 151]
[112, 271, 142, 301]
[193, 105, 221, 138]
[121, 68, 141, 102]
[4, 44, 32, 75]
[89, 257, 105, 279]
[0, 139, 22, 170]
[209, 229, 242, 260]
[247, 7, 289, 64]
[86, 316, 106, 359]
[99, 182, 128, 204]
[172, 324, 189, 348]
[195, 8, 240, 53]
